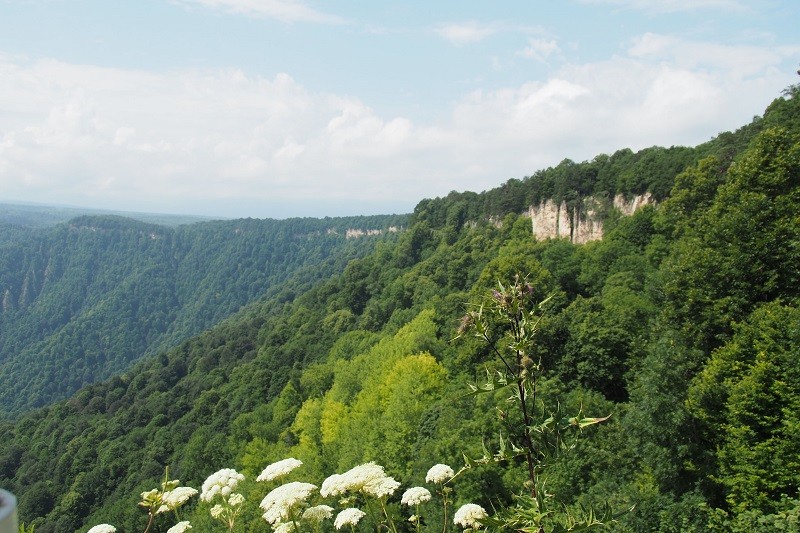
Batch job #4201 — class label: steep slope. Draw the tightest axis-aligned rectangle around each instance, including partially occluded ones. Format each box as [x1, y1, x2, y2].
[0, 213, 406, 415]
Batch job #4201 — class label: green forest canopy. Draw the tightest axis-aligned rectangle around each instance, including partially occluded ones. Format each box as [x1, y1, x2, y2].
[0, 85, 798, 532]
[0, 213, 406, 415]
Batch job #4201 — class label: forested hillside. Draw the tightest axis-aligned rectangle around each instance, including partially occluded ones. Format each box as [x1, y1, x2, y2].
[0, 214, 405, 415]
[0, 85, 798, 532]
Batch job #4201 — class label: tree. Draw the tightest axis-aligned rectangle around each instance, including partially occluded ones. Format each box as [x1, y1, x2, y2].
[687, 303, 800, 515]
[662, 126, 800, 352]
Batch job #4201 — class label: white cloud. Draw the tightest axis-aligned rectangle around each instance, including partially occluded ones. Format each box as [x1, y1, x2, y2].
[0, 58, 440, 213]
[180, 0, 345, 24]
[0, 32, 796, 218]
[578, 0, 749, 13]
[629, 32, 800, 79]
[436, 21, 497, 45]
[517, 38, 561, 62]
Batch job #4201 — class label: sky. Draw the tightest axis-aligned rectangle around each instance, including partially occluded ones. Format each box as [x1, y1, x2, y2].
[0, 0, 798, 219]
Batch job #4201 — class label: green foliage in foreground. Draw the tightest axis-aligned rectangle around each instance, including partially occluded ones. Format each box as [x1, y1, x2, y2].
[0, 86, 798, 532]
[85, 279, 618, 533]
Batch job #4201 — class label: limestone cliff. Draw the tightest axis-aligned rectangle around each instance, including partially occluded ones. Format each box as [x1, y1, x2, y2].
[340, 226, 401, 239]
[527, 193, 653, 244]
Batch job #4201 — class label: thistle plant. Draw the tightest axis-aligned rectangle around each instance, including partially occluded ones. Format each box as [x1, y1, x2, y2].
[456, 274, 614, 532]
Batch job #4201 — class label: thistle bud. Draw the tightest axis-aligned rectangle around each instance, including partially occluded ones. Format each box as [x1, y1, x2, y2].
[520, 355, 535, 370]
[457, 313, 474, 335]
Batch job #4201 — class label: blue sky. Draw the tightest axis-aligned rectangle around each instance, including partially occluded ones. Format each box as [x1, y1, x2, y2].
[0, 0, 798, 219]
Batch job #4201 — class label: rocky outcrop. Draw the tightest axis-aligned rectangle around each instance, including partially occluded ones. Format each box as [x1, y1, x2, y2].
[613, 192, 654, 216]
[341, 226, 401, 239]
[527, 193, 653, 244]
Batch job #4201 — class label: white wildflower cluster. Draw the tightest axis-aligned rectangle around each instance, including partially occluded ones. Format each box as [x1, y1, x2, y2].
[260, 481, 318, 526]
[116, 459, 491, 533]
[453, 503, 488, 529]
[158, 486, 199, 514]
[166, 521, 192, 533]
[334, 507, 366, 530]
[319, 473, 349, 497]
[200, 468, 245, 502]
[228, 492, 245, 507]
[425, 463, 455, 484]
[401, 486, 432, 506]
[302, 504, 335, 523]
[273, 523, 297, 533]
[202, 469, 246, 530]
[87, 525, 116, 533]
[321, 462, 401, 498]
[257, 457, 304, 482]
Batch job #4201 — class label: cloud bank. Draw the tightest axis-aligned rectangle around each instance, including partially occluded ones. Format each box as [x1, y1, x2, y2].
[0, 33, 796, 218]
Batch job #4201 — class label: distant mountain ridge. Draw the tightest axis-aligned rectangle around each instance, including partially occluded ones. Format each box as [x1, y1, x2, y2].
[0, 202, 220, 228]
[0, 212, 406, 416]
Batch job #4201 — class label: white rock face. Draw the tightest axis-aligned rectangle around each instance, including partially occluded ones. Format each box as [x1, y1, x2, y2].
[613, 192, 654, 216]
[527, 193, 653, 244]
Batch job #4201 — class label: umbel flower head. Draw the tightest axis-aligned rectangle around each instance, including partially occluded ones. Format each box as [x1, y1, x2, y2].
[257, 457, 303, 482]
[453, 503, 488, 529]
[334, 507, 366, 530]
[137, 467, 197, 517]
[87, 525, 116, 533]
[273, 523, 297, 533]
[321, 462, 400, 498]
[303, 504, 335, 523]
[425, 464, 455, 484]
[401, 486, 432, 506]
[157, 486, 199, 514]
[259, 481, 318, 526]
[200, 468, 245, 502]
[166, 521, 192, 533]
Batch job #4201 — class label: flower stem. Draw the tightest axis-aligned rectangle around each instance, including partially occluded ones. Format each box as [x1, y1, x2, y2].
[441, 491, 449, 533]
[142, 512, 154, 533]
[380, 499, 398, 533]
